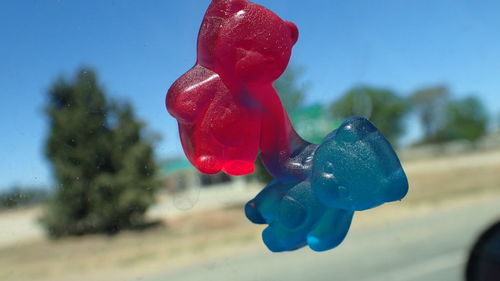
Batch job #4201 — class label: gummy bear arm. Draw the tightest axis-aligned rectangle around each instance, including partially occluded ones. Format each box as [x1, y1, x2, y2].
[166, 65, 220, 123]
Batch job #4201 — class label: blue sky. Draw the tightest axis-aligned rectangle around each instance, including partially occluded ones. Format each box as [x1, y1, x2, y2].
[1, 0, 499, 189]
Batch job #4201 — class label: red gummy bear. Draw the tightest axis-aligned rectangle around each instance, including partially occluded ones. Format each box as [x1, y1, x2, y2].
[166, 0, 299, 176]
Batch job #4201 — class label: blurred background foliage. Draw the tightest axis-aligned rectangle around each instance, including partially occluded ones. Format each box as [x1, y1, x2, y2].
[249, 65, 492, 183]
[410, 86, 489, 144]
[40, 68, 160, 238]
[1, 64, 490, 238]
[435, 96, 489, 143]
[410, 85, 451, 144]
[0, 186, 49, 210]
[330, 86, 410, 145]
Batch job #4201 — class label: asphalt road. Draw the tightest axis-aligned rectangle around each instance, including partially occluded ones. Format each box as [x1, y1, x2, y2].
[154, 194, 500, 281]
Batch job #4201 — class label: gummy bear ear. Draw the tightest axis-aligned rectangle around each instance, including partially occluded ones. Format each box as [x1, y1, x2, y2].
[211, 0, 247, 15]
[286, 21, 299, 45]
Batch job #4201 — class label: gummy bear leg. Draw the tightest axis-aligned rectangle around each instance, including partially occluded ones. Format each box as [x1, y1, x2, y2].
[307, 209, 354, 252]
[245, 180, 295, 224]
[222, 145, 258, 175]
[193, 154, 224, 174]
[262, 224, 307, 252]
[223, 160, 254, 175]
[217, 115, 260, 176]
[180, 125, 224, 174]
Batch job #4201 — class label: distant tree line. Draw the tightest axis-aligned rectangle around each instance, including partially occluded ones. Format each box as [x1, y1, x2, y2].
[330, 84, 489, 146]
[410, 85, 489, 144]
[41, 65, 492, 238]
[250, 66, 492, 182]
[330, 86, 409, 144]
[275, 66, 491, 148]
[0, 186, 49, 210]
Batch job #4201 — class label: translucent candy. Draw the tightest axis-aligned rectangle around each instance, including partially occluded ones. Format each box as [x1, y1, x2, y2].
[245, 180, 354, 252]
[245, 117, 407, 252]
[166, 0, 299, 176]
[311, 117, 409, 211]
[166, 0, 409, 252]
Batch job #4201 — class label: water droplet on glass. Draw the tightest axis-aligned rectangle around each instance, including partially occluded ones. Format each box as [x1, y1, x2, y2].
[172, 186, 200, 211]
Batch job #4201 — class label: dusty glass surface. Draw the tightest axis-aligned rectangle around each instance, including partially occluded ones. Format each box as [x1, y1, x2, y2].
[1, 0, 499, 281]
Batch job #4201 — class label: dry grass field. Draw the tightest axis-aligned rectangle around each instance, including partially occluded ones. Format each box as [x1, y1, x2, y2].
[0, 149, 499, 281]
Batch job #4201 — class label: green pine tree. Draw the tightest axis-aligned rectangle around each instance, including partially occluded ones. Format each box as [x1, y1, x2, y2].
[41, 68, 160, 238]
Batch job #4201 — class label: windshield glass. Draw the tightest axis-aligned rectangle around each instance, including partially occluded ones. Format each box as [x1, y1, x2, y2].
[1, 1, 499, 281]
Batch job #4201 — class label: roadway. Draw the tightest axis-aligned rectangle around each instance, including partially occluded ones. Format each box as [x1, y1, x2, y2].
[154, 194, 500, 281]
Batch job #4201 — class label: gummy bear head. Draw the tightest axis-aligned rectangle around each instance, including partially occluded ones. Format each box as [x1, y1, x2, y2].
[310, 117, 409, 211]
[197, 0, 298, 84]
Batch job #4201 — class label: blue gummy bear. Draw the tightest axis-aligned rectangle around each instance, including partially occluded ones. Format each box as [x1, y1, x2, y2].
[311, 117, 409, 211]
[245, 116, 408, 252]
[245, 180, 353, 252]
